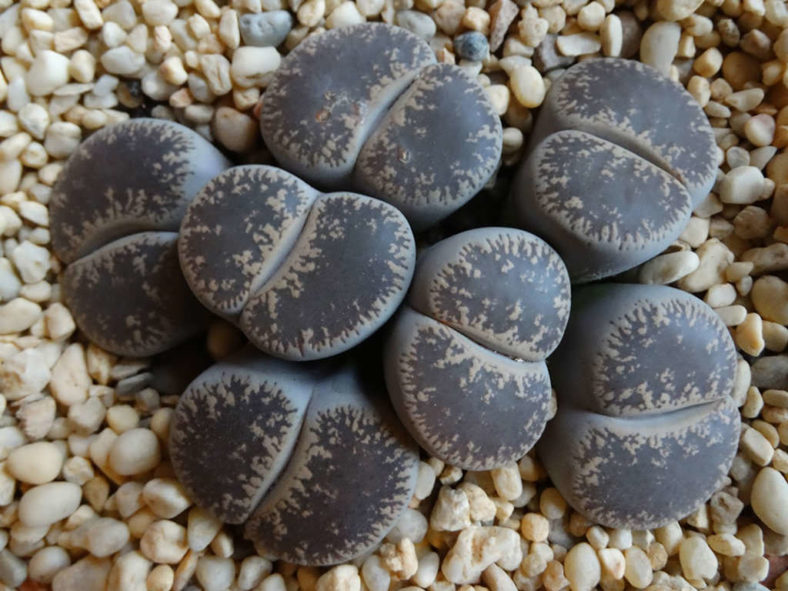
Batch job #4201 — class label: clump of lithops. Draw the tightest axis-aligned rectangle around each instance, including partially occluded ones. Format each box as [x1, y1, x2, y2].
[510, 59, 718, 283]
[49, 119, 230, 357]
[178, 164, 415, 361]
[539, 283, 740, 529]
[259, 23, 503, 229]
[170, 349, 419, 565]
[385, 227, 571, 471]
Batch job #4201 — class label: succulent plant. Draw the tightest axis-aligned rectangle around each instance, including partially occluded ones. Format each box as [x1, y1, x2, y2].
[170, 349, 419, 565]
[384, 228, 571, 470]
[538, 283, 740, 529]
[510, 58, 717, 283]
[259, 23, 502, 229]
[50, 118, 230, 357]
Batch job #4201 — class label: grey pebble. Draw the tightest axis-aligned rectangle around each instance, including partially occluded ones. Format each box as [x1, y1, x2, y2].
[0, 549, 27, 588]
[245, 363, 419, 565]
[512, 130, 693, 283]
[260, 23, 502, 228]
[384, 228, 570, 471]
[532, 35, 574, 73]
[452, 32, 489, 62]
[115, 372, 154, 397]
[538, 283, 740, 529]
[395, 10, 437, 40]
[50, 118, 229, 357]
[750, 354, 788, 389]
[179, 165, 416, 361]
[239, 11, 293, 47]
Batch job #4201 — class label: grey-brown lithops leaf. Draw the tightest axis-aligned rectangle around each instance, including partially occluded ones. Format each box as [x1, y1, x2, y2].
[238, 190, 415, 360]
[512, 130, 694, 283]
[354, 64, 503, 229]
[259, 23, 435, 188]
[538, 283, 740, 529]
[244, 364, 419, 565]
[526, 58, 717, 205]
[384, 228, 568, 470]
[178, 166, 319, 317]
[385, 308, 552, 471]
[62, 232, 209, 358]
[170, 350, 316, 524]
[49, 119, 229, 357]
[51, 118, 229, 264]
[408, 227, 571, 362]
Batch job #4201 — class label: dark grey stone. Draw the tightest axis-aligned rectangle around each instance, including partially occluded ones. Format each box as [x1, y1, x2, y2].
[49, 118, 230, 357]
[259, 23, 502, 228]
[62, 232, 209, 358]
[532, 35, 574, 73]
[244, 363, 419, 565]
[618, 12, 642, 59]
[179, 165, 416, 361]
[523, 59, 717, 206]
[512, 130, 694, 283]
[453, 31, 489, 62]
[239, 11, 293, 47]
[538, 283, 740, 529]
[354, 64, 502, 229]
[169, 349, 317, 524]
[384, 228, 570, 470]
[750, 354, 788, 390]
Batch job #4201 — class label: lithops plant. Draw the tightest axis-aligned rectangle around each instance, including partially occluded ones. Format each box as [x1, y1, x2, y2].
[178, 164, 416, 361]
[384, 227, 571, 471]
[50, 118, 230, 357]
[510, 58, 717, 283]
[170, 349, 419, 565]
[538, 283, 740, 529]
[259, 23, 502, 229]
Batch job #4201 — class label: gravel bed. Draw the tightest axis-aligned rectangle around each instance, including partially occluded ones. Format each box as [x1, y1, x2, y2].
[0, 0, 787, 589]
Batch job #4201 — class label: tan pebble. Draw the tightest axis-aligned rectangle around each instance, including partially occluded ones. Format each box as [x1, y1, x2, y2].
[316, 565, 360, 591]
[19, 482, 82, 527]
[639, 251, 700, 284]
[751, 275, 788, 324]
[108, 428, 161, 476]
[639, 21, 680, 76]
[490, 464, 522, 501]
[50, 343, 90, 406]
[763, 322, 788, 352]
[564, 542, 600, 591]
[509, 65, 545, 108]
[140, 520, 188, 564]
[741, 426, 774, 466]
[750, 467, 788, 534]
[716, 304, 748, 326]
[678, 239, 734, 292]
[430, 486, 471, 532]
[745, 114, 776, 146]
[600, 14, 622, 56]
[462, 6, 490, 34]
[520, 513, 549, 542]
[556, 32, 601, 56]
[741, 243, 788, 274]
[442, 526, 521, 584]
[735, 313, 765, 356]
[679, 536, 717, 581]
[577, 2, 605, 30]
[7, 441, 62, 484]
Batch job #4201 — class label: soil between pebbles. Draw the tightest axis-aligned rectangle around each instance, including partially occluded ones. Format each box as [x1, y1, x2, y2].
[0, 0, 787, 589]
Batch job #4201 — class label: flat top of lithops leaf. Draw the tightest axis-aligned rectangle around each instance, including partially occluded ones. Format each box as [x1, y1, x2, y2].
[354, 63, 502, 228]
[179, 165, 318, 317]
[170, 353, 315, 524]
[531, 131, 693, 246]
[259, 23, 435, 186]
[409, 228, 570, 362]
[245, 365, 418, 565]
[545, 58, 716, 194]
[50, 118, 229, 264]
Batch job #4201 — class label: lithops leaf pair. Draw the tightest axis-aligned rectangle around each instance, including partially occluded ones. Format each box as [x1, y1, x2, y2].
[259, 23, 503, 229]
[50, 119, 230, 357]
[178, 164, 415, 361]
[539, 283, 740, 529]
[170, 349, 419, 565]
[385, 228, 571, 470]
[510, 58, 717, 283]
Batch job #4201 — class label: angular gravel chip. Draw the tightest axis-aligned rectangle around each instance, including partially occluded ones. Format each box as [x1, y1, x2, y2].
[539, 283, 740, 529]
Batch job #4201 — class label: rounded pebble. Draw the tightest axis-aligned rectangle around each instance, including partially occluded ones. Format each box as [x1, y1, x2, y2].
[7, 441, 63, 484]
[539, 284, 740, 529]
[19, 482, 82, 527]
[239, 11, 293, 47]
[750, 467, 788, 534]
[108, 428, 162, 475]
[453, 31, 489, 61]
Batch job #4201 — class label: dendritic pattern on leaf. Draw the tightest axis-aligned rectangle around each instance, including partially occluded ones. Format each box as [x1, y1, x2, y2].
[170, 370, 305, 524]
[420, 230, 570, 362]
[245, 402, 417, 565]
[592, 295, 737, 416]
[395, 313, 551, 470]
[63, 232, 207, 357]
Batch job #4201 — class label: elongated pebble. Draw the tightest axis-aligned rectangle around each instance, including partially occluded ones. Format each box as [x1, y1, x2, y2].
[19, 481, 82, 527]
[750, 467, 788, 534]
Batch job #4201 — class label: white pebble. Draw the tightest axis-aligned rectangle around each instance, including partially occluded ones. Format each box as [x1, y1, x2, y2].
[325, 2, 365, 28]
[0, 297, 41, 334]
[17, 103, 49, 140]
[7, 441, 62, 484]
[639, 21, 680, 76]
[187, 506, 222, 551]
[50, 343, 90, 406]
[639, 251, 699, 284]
[107, 550, 151, 590]
[26, 51, 70, 96]
[19, 481, 82, 527]
[719, 166, 765, 204]
[750, 467, 788, 534]
[230, 46, 281, 88]
[679, 536, 717, 581]
[0, 347, 50, 400]
[564, 542, 600, 591]
[143, 478, 191, 518]
[108, 428, 162, 475]
[196, 556, 235, 591]
[29, 546, 71, 583]
[100, 46, 145, 76]
[11, 240, 50, 283]
[139, 520, 188, 564]
[510, 64, 545, 108]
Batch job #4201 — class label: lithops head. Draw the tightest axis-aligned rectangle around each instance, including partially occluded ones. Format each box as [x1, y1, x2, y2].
[179, 165, 416, 361]
[527, 58, 717, 204]
[170, 349, 317, 524]
[510, 58, 716, 283]
[384, 228, 570, 470]
[538, 283, 740, 529]
[244, 363, 419, 565]
[512, 130, 694, 282]
[259, 23, 503, 228]
[50, 119, 229, 356]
